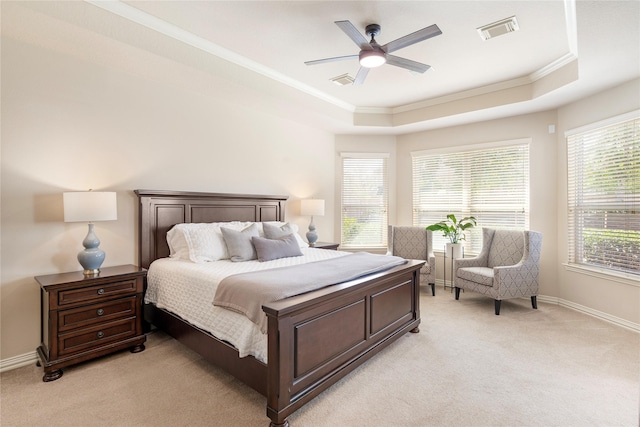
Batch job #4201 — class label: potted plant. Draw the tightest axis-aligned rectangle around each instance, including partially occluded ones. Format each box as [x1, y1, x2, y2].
[426, 214, 477, 258]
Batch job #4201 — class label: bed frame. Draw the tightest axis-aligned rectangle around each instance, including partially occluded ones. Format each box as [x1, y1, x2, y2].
[135, 190, 423, 427]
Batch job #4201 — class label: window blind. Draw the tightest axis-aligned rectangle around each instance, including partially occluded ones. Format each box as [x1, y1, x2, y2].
[341, 154, 389, 249]
[412, 142, 530, 253]
[567, 113, 640, 276]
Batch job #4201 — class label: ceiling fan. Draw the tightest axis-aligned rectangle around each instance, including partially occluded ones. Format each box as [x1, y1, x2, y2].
[305, 20, 442, 85]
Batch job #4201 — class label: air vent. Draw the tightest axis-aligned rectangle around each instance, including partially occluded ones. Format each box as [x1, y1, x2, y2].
[477, 16, 519, 40]
[330, 74, 355, 86]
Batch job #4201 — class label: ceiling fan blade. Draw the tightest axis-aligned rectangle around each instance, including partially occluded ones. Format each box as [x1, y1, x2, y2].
[335, 20, 371, 49]
[382, 24, 442, 53]
[353, 67, 370, 85]
[386, 55, 431, 73]
[304, 55, 359, 66]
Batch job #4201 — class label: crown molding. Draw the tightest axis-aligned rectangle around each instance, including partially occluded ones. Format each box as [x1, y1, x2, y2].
[84, 0, 356, 113]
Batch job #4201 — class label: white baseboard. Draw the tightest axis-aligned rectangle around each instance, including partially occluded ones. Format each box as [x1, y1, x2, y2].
[0, 351, 38, 373]
[537, 295, 640, 332]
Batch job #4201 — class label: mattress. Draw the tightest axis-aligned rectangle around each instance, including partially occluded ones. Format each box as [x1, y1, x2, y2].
[145, 247, 349, 363]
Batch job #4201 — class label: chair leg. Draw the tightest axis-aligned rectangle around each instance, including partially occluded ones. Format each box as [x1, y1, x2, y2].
[430, 283, 435, 296]
[531, 296, 538, 309]
[494, 300, 501, 315]
[454, 287, 460, 300]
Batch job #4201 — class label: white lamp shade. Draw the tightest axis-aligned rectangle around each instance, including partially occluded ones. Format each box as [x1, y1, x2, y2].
[300, 199, 325, 217]
[63, 192, 117, 222]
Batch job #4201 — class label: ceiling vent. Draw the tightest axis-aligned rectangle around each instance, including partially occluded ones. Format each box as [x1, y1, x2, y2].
[330, 73, 355, 86]
[477, 16, 519, 41]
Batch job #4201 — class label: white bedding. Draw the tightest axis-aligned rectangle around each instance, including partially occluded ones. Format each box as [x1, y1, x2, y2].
[145, 247, 349, 363]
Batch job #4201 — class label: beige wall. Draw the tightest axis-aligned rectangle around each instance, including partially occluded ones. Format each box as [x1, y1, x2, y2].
[555, 79, 640, 326]
[1, 35, 336, 359]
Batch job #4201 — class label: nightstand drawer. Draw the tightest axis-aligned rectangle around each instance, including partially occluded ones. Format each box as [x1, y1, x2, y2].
[58, 279, 138, 306]
[58, 297, 137, 332]
[58, 318, 138, 357]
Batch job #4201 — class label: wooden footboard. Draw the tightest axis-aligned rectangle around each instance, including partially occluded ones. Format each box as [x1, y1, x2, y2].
[263, 260, 423, 427]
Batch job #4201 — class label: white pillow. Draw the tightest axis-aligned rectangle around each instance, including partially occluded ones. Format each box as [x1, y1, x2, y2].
[167, 223, 235, 263]
[166, 226, 190, 260]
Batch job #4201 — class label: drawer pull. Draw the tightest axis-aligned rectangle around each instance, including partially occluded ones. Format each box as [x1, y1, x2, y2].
[97, 309, 104, 316]
[97, 288, 105, 295]
[97, 331, 104, 338]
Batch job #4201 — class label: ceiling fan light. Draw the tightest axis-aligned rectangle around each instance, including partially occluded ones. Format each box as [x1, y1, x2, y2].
[359, 50, 386, 68]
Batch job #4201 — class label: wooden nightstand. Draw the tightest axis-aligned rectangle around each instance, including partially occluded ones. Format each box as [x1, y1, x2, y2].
[35, 264, 147, 382]
[310, 242, 340, 250]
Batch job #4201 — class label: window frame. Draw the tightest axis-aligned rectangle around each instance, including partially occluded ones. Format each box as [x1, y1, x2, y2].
[411, 139, 531, 254]
[565, 110, 640, 281]
[339, 152, 390, 250]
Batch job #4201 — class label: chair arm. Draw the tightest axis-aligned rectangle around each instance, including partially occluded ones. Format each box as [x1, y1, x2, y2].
[493, 260, 540, 294]
[427, 246, 435, 262]
[425, 254, 436, 284]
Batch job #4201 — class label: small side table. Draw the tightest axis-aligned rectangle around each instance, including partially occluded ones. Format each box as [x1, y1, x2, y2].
[443, 244, 464, 292]
[35, 265, 147, 382]
[310, 241, 340, 250]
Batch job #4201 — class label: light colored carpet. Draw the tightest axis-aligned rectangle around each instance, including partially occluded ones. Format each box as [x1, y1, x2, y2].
[2, 287, 639, 427]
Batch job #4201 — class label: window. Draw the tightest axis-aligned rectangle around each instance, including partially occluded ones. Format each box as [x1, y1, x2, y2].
[412, 140, 530, 253]
[567, 112, 639, 276]
[340, 153, 389, 249]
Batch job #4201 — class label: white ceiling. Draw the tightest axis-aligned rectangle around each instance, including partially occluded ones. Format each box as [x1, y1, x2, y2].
[125, 0, 572, 107]
[5, 1, 640, 134]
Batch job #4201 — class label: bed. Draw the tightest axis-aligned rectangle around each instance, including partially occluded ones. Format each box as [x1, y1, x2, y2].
[135, 190, 424, 427]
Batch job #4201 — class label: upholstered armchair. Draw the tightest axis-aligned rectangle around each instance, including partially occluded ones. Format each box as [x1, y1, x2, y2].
[453, 228, 543, 315]
[388, 226, 436, 296]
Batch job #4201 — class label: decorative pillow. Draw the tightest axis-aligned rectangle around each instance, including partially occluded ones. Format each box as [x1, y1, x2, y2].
[262, 222, 309, 248]
[221, 223, 260, 262]
[251, 234, 303, 262]
[263, 222, 295, 239]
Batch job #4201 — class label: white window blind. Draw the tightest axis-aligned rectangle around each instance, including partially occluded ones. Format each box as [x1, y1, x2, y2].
[412, 141, 530, 253]
[341, 153, 389, 249]
[567, 112, 640, 276]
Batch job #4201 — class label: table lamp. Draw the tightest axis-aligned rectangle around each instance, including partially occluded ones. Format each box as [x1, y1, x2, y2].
[63, 191, 117, 275]
[300, 199, 325, 246]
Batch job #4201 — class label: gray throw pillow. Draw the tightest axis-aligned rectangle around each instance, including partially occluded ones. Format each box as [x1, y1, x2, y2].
[263, 222, 294, 239]
[251, 234, 303, 262]
[221, 223, 259, 262]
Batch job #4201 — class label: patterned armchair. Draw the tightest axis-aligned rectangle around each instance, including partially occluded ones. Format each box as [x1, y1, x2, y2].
[388, 226, 436, 296]
[453, 228, 543, 315]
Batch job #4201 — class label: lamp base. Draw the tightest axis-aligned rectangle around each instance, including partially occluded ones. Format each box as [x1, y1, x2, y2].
[78, 248, 105, 275]
[306, 224, 318, 246]
[78, 223, 106, 275]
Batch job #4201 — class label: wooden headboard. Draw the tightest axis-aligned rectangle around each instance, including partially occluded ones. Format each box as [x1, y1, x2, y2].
[135, 190, 288, 269]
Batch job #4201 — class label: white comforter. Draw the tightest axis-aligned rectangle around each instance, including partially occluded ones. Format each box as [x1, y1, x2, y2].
[145, 248, 348, 363]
